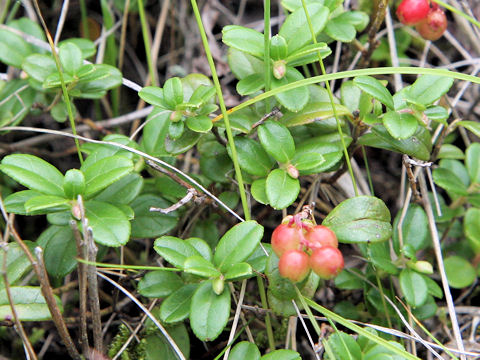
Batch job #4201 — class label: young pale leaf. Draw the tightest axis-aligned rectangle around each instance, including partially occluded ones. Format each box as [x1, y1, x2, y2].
[432, 167, 468, 196]
[74, 64, 123, 98]
[266, 169, 300, 210]
[399, 268, 428, 307]
[37, 225, 77, 277]
[186, 115, 212, 133]
[154, 236, 202, 268]
[229, 137, 274, 177]
[0, 286, 62, 321]
[163, 77, 184, 109]
[437, 144, 465, 160]
[444, 256, 476, 289]
[458, 120, 480, 138]
[271, 67, 309, 112]
[227, 48, 265, 80]
[139, 87, 170, 109]
[160, 284, 198, 323]
[251, 178, 269, 205]
[285, 43, 331, 67]
[406, 75, 454, 106]
[424, 276, 443, 299]
[190, 281, 231, 341]
[279, 3, 329, 54]
[291, 152, 325, 171]
[325, 17, 356, 42]
[81, 155, 134, 198]
[59, 42, 83, 74]
[138, 271, 184, 298]
[383, 111, 418, 139]
[270, 35, 288, 60]
[236, 73, 265, 95]
[22, 54, 57, 83]
[323, 196, 392, 243]
[224, 262, 253, 281]
[353, 76, 394, 110]
[466, 143, 480, 183]
[229, 341, 261, 360]
[84, 200, 131, 246]
[258, 121, 295, 164]
[0, 29, 32, 67]
[63, 169, 85, 199]
[222, 25, 264, 58]
[213, 220, 264, 272]
[184, 256, 221, 278]
[0, 154, 64, 196]
[464, 207, 480, 253]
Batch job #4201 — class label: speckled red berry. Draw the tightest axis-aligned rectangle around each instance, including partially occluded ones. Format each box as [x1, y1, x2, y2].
[416, 7, 447, 41]
[305, 225, 338, 250]
[278, 249, 310, 283]
[309, 246, 344, 280]
[396, 0, 430, 25]
[271, 221, 302, 257]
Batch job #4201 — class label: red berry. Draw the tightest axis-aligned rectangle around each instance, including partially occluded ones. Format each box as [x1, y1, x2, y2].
[309, 246, 344, 280]
[305, 225, 338, 250]
[278, 249, 310, 282]
[271, 223, 302, 257]
[416, 7, 447, 41]
[396, 0, 430, 25]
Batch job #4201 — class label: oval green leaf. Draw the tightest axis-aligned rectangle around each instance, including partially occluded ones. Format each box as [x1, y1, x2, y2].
[258, 121, 295, 164]
[353, 76, 394, 110]
[160, 284, 198, 323]
[229, 137, 274, 177]
[444, 256, 476, 289]
[138, 271, 184, 298]
[399, 268, 428, 307]
[154, 236, 202, 268]
[266, 169, 300, 210]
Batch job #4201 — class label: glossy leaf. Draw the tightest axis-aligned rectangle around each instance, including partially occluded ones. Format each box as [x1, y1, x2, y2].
[184, 256, 221, 278]
[325, 17, 356, 42]
[139, 87, 170, 109]
[432, 167, 468, 196]
[258, 121, 295, 163]
[140, 109, 170, 156]
[138, 271, 184, 298]
[459, 120, 480, 138]
[406, 75, 454, 106]
[22, 54, 57, 83]
[84, 200, 131, 246]
[185, 238, 213, 262]
[229, 137, 274, 177]
[63, 169, 85, 199]
[0, 286, 62, 321]
[224, 262, 253, 281]
[59, 42, 83, 74]
[353, 76, 394, 110]
[154, 236, 202, 268]
[270, 35, 288, 60]
[222, 25, 264, 58]
[261, 349, 301, 360]
[229, 341, 261, 360]
[186, 115, 212, 133]
[271, 67, 309, 112]
[0, 29, 32, 67]
[95, 173, 144, 205]
[437, 144, 465, 160]
[383, 111, 418, 139]
[280, 102, 350, 127]
[227, 48, 264, 80]
[291, 152, 325, 171]
[3, 190, 42, 215]
[266, 169, 300, 210]
[165, 128, 201, 155]
[143, 322, 190, 360]
[190, 281, 231, 341]
[444, 256, 476, 289]
[399, 268, 428, 307]
[251, 178, 269, 205]
[324, 331, 362, 360]
[37, 225, 77, 277]
[285, 43, 331, 67]
[0, 154, 64, 196]
[466, 143, 480, 183]
[323, 196, 392, 243]
[392, 204, 429, 253]
[163, 77, 184, 109]
[213, 220, 264, 272]
[160, 284, 198, 323]
[24, 195, 70, 213]
[236, 73, 265, 95]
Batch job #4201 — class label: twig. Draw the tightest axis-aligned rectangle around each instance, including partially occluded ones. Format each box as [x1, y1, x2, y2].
[251, 107, 283, 129]
[292, 300, 321, 360]
[223, 280, 248, 360]
[53, 0, 69, 45]
[418, 170, 466, 360]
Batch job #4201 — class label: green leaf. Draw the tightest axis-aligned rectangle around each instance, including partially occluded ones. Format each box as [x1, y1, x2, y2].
[37, 225, 77, 277]
[0, 286, 62, 321]
[186, 115, 212, 133]
[406, 75, 454, 106]
[229, 137, 274, 177]
[95, 173, 144, 205]
[3, 190, 41, 215]
[138, 271, 184, 298]
[266, 169, 300, 210]
[399, 268, 428, 307]
[270, 35, 288, 60]
[227, 48, 265, 80]
[222, 25, 264, 58]
[323, 196, 392, 243]
[59, 42, 83, 74]
[444, 256, 476, 289]
[291, 152, 325, 171]
[294, 138, 348, 174]
[213, 220, 264, 272]
[143, 322, 190, 360]
[163, 77, 184, 108]
[0, 241, 35, 288]
[279, 3, 329, 54]
[140, 109, 170, 156]
[0, 29, 32, 67]
[325, 17, 356, 42]
[81, 155, 133, 198]
[130, 194, 178, 238]
[271, 67, 309, 112]
[432, 167, 468, 196]
[466, 143, 480, 184]
[383, 111, 418, 139]
[424, 105, 449, 124]
[139, 87, 170, 109]
[353, 76, 394, 110]
[22, 54, 57, 83]
[437, 144, 465, 160]
[75, 64, 122, 98]
[251, 178, 269, 205]
[285, 42, 331, 67]
[224, 262, 253, 281]
[458, 120, 480, 138]
[392, 204, 429, 253]
[185, 238, 212, 262]
[190, 281, 231, 341]
[258, 121, 295, 163]
[165, 128, 201, 155]
[84, 200, 131, 246]
[424, 276, 443, 299]
[24, 195, 70, 213]
[0, 154, 64, 196]
[184, 256, 221, 278]
[160, 284, 198, 323]
[325, 331, 362, 360]
[60, 38, 96, 58]
[464, 207, 480, 253]
[154, 236, 202, 268]
[229, 341, 261, 360]
[63, 169, 86, 199]
[236, 73, 265, 95]
[261, 349, 301, 360]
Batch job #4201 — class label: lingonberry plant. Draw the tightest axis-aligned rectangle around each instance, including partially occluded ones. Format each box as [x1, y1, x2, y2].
[0, 0, 480, 359]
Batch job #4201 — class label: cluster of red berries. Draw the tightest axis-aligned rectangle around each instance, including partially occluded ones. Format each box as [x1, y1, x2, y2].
[396, 0, 447, 41]
[271, 215, 344, 283]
